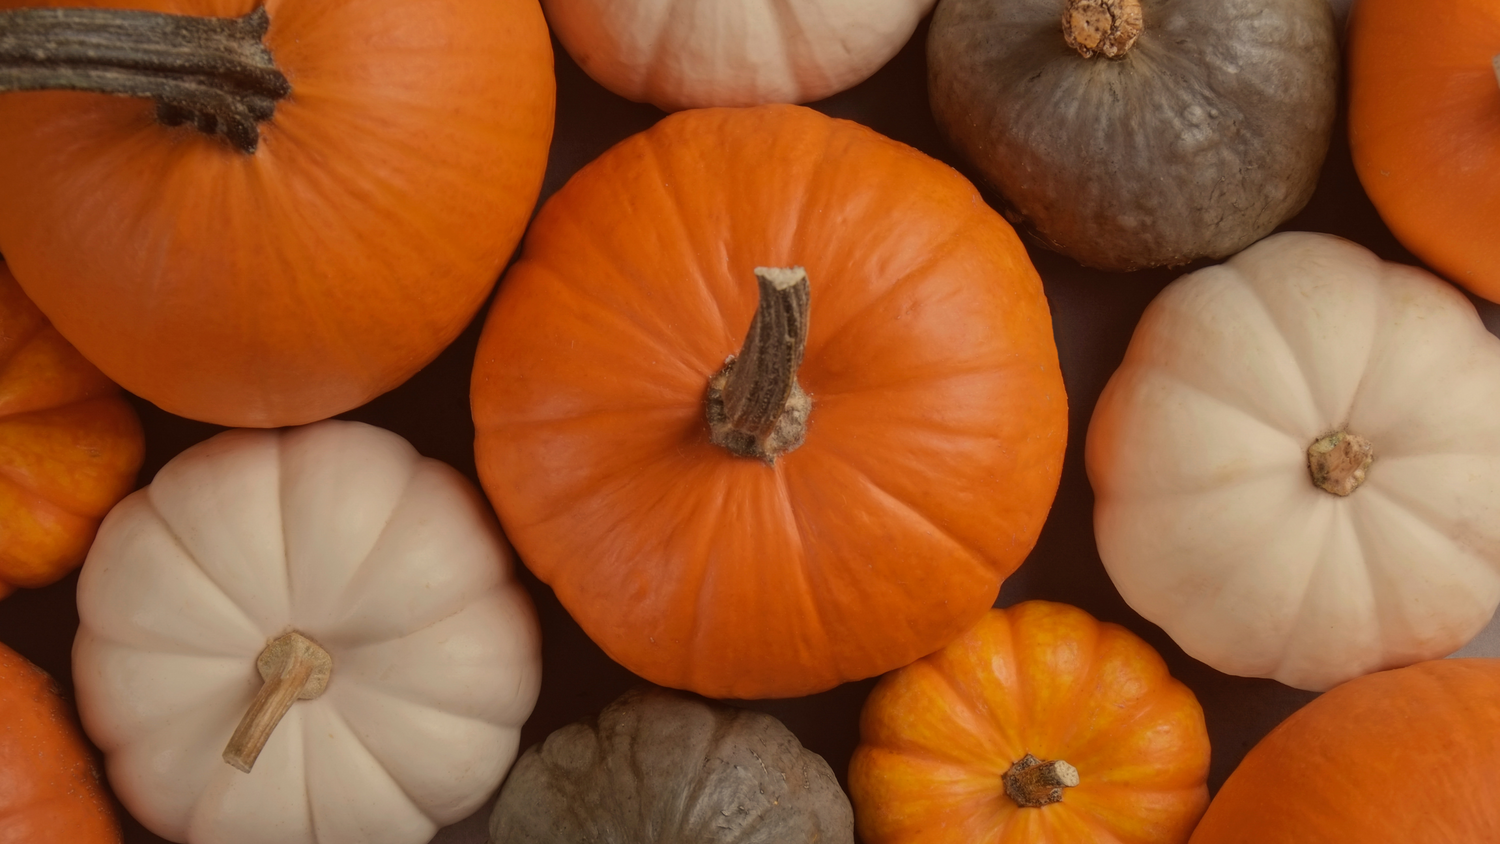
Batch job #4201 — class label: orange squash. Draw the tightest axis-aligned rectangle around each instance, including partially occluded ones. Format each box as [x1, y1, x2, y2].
[849, 601, 1211, 844]
[472, 105, 1067, 699]
[0, 262, 142, 599]
[0, 641, 120, 842]
[1348, 0, 1500, 300]
[0, 0, 554, 426]
[1190, 658, 1500, 843]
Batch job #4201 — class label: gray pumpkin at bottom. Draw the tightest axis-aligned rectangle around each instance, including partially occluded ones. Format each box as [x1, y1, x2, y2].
[928, 0, 1339, 271]
[488, 686, 854, 844]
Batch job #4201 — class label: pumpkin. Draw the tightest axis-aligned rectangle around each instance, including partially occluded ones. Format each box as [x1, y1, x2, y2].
[541, 0, 935, 111]
[0, 640, 120, 843]
[849, 601, 1210, 844]
[1348, 0, 1500, 302]
[72, 420, 543, 844]
[926, 0, 1339, 271]
[1086, 231, 1500, 692]
[1189, 658, 1500, 843]
[0, 0, 553, 427]
[0, 261, 142, 599]
[489, 686, 854, 843]
[471, 104, 1068, 699]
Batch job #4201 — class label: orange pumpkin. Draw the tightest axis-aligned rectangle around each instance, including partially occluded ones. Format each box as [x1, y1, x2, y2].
[0, 640, 120, 842]
[848, 601, 1211, 844]
[1348, 0, 1500, 300]
[471, 105, 1067, 699]
[0, 0, 554, 426]
[1190, 658, 1500, 843]
[0, 262, 142, 599]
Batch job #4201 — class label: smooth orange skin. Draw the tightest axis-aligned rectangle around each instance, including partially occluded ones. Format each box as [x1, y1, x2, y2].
[472, 105, 1067, 699]
[0, 264, 142, 599]
[1348, 0, 1500, 300]
[849, 601, 1211, 844]
[0, 641, 120, 843]
[0, 0, 554, 427]
[1190, 659, 1500, 843]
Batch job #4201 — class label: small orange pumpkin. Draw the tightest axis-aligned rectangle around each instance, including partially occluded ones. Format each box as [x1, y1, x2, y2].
[849, 601, 1211, 844]
[0, 262, 142, 598]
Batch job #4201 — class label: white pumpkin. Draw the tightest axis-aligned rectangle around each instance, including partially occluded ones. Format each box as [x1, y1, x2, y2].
[72, 420, 542, 844]
[542, 0, 934, 110]
[1086, 231, 1500, 691]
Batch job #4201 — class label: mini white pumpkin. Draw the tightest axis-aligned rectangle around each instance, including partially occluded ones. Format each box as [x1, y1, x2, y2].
[1087, 231, 1500, 691]
[72, 420, 542, 844]
[542, 0, 934, 110]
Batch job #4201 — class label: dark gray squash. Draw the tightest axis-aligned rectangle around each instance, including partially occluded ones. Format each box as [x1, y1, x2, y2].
[488, 687, 854, 843]
[928, 0, 1338, 271]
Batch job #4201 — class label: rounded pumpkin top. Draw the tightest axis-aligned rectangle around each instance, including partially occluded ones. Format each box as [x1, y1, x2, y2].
[0, 0, 554, 427]
[472, 104, 1068, 699]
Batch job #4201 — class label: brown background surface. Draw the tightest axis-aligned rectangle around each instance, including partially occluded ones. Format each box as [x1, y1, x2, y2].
[4, 1, 1498, 841]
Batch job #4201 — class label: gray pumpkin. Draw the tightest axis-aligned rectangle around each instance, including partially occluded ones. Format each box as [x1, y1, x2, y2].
[928, 0, 1338, 271]
[488, 687, 854, 844]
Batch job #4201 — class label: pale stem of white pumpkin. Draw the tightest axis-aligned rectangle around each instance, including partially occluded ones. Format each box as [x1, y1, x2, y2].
[705, 266, 812, 464]
[1062, 0, 1144, 59]
[1003, 753, 1080, 808]
[1307, 431, 1374, 496]
[222, 631, 333, 773]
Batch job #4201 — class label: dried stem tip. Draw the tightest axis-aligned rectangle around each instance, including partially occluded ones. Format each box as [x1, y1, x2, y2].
[1004, 753, 1080, 808]
[1063, 0, 1144, 59]
[222, 631, 332, 773]
[1308, 430, 1374, 496]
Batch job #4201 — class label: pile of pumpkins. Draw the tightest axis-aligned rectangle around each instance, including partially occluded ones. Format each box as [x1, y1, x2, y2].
[1, 0, 1498, 841]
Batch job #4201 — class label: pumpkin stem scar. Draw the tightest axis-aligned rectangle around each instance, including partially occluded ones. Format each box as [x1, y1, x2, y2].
[0, 6, 289, 153]
[706, 266, 812, 464]
[222, 631, 332, 773]
[1307, 430, 1374, 496]
[1062, 0, 1144, 59]
[1003, 753, 1080, 808]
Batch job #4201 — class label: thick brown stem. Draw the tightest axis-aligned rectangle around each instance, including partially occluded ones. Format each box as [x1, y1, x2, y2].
[1308, 430, 1373, 496]
[0, 6, 289, 153]
[1062, 0, 1143, 59]
[222, 631, 332, 773]
[1003, 753, 1080, 808]
[706, 266, 812, 464]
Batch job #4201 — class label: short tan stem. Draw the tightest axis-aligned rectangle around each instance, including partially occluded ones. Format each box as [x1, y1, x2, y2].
[1004, 753, 1080, 808]
[1493, 54, 1499, 90]
[1308, 431, 1373, 496]
[223, 631, 332, 773]
[706, 266, 812, 464]
[1062, 0, 1143, 59]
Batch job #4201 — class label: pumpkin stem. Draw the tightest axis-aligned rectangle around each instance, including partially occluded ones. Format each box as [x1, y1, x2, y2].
[1493, 54, 1500, 90]
[1062, 0, 1143, 59]
[1307, 430, 1373, 496]
[706, 266, 812, 464]
[222, 631, 332, 774]
[1003, 753, 1080, 808]
[0, 6, 289, 153]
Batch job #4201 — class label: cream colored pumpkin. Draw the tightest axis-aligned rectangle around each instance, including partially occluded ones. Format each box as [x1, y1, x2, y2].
[542, 0, 934, 110]
[72, 421, 542, 844]
[1087, 231, 1500, 691]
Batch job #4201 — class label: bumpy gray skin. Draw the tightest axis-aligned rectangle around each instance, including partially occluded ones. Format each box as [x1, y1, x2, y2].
[928, 0, 1338, 271]
[489, 687, 854, 844]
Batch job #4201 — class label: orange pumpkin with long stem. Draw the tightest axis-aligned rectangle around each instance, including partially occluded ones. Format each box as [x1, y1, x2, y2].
[472, 105, 1067, 699]
[0, 262, 142, 598]
[0, 0, 554, 426]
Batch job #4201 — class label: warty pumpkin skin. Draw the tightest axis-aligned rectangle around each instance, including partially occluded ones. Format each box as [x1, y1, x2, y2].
[0, 262, 143, 599]
[471, 104, 1068, 699]
[927, 0, 1338, 271]
[0, 0, 554, 427]
[1189, 659, 1500, 843]
[1348, 0, 1500, 302]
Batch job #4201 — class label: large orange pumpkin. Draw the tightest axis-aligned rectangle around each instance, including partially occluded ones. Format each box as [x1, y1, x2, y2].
[0, 640, 120, 842]
[472, 104, 1068, 699]
[0, 262, 142, 599]
[0, 0, 554, 426]
[849, 601, 1211, 844]
[1348, 0, 1500, 300]
[1189, 658, 1500, 843]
